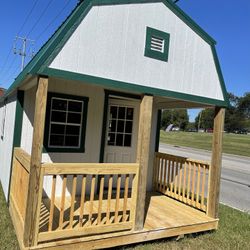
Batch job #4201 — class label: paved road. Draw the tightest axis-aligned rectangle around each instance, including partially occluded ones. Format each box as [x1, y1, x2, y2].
[159, 143, 250, 213]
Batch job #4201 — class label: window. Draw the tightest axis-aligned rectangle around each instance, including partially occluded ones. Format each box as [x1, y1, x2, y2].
[144, 26, 170, 62]
[44, 93, 88, 152]
[107, 105, 134, 147]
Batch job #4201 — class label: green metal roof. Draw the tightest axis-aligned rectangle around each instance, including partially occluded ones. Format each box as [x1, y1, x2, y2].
[1, 0, 229, 107]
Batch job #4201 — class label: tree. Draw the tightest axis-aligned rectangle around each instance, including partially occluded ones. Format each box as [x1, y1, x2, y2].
[195, 108, 214, 130]
[238, 92, 250, 119]
[161, 109, 189, 130]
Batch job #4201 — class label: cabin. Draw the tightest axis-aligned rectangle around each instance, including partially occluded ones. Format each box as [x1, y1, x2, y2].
[0, 0, 228, 249]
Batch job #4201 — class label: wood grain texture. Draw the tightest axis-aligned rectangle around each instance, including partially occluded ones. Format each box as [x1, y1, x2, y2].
[23, 77, 48, 247]
[207, 107, 225, 218]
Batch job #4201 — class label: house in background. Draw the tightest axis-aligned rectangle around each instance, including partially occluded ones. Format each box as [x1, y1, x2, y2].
[0, 0, 228, 249]
[0, 87, 5, 97]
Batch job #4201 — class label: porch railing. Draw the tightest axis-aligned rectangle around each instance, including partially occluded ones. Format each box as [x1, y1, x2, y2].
[153, 152, 210, 213]
[37, 162, 139, 243]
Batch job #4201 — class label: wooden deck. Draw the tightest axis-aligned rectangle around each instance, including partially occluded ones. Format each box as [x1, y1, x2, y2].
[28, 192, 217, 249]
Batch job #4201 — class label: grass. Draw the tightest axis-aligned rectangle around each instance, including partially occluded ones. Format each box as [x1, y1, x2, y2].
[160, 131, 250, 157]
[1, 185, 250, 250]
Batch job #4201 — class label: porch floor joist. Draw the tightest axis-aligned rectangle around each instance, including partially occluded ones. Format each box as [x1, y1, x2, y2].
[11, 193, 218, 250]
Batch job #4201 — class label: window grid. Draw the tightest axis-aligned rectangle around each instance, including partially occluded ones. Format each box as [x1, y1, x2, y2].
[107, 105, 134, 147]
[48, 97, 83, 148]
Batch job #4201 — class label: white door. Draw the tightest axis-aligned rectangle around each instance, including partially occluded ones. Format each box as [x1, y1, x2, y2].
[104, 98, 140, 164]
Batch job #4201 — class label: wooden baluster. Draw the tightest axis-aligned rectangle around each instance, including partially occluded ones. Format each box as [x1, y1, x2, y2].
[191, 163, 196, 206]
[48, 175, 56, 231]
[153, 155, 157, 191]
[106, 175, 113, 224]
[122, 174, 130, 222]
[69, 175, 77, 228]
[97, 175, 104, 225]
[115, 174, 121, 223]
[170, 160, 174, 196]
[163, 158, 167, 193]
[88, 175, 96, 226]
[59, 175, 67, 229]
[79, 175, 86, 227]
[201, 165, 206, 211]
[186, 162, 191, 204]
[174, 160, 179, 198]
[160, 158, 164, 192]
[178, 162, 183, 201]
[196, 164, 201, 208]
[167, 159, 171, 195]
[182, 162, 187, 203]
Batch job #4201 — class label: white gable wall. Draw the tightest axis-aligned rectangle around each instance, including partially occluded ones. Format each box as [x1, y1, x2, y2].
[49, 2, 224, 102]
[0, 94, 17, 199]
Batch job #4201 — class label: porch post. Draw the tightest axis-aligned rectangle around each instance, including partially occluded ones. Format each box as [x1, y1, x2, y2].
[207, 107, 225, 218]
[135, 95, 153, 231]
[23, 76, 48, 247]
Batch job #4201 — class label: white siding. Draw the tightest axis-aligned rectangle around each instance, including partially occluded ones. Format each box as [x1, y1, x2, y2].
[49, 2, 224, 102]
[0, 94, 17, 199]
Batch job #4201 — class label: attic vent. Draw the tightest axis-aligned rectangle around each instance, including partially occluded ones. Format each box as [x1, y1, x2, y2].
[150, 36, 164, 53]
[144, 27, 170, 62]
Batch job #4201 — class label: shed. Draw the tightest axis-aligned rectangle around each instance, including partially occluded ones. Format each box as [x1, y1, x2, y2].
[0, 0, 228, 249]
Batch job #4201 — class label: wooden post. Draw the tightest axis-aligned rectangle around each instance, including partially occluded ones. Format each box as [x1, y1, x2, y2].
[23, 76, 48, 247]
[207, 107, 225, 218]
[134, 95, 153, 231]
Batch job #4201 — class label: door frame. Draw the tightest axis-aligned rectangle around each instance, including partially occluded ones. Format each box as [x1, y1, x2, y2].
[99, 90, 141, 163]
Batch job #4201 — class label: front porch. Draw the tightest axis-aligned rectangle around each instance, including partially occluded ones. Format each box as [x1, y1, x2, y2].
[10, 147, 218, 250]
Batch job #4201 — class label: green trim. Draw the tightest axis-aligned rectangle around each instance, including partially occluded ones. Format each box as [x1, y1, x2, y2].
[145, 27, 170, 62]
[155, 109, 162, 152]
[43, 67, 228, 107]
[211, 45, 230, 107]
[43, 92, 89, 153]
[2, 0, 217, 101]
[99, 91, 109, 163]
[7, 90, 24, 203]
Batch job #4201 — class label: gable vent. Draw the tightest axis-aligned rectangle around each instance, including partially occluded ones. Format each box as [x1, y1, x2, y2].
[150, 36, 165, 53]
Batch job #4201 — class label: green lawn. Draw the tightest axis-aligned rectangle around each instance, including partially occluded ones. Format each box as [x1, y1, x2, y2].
[160, 131, 250, 157]
[1, 184, 250, 250]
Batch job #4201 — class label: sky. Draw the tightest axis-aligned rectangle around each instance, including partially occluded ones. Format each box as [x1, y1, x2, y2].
[0, 0, 249, 121]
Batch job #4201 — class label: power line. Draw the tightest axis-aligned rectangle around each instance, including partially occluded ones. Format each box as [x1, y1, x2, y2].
[26, 0, 56, 37]
[36, 0, 73, 42]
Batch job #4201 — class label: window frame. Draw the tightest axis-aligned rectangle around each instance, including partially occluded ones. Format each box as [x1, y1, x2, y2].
[144, 26, 170, 62]
[44, 92, 89, 153]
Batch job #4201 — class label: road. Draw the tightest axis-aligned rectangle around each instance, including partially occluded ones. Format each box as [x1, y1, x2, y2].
[159, 143, 250, 213]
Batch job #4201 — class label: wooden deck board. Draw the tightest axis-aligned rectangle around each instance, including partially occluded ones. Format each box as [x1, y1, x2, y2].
[29, 192, 218, 249]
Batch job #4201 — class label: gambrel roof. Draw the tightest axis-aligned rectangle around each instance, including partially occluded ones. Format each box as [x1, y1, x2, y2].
[2, 0, 229, 107]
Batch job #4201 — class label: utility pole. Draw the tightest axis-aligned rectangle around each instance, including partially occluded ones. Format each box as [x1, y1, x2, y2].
[13, 36, 35, 71]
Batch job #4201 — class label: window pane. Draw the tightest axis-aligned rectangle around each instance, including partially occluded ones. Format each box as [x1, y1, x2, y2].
[107, 133, 115, 145]
[66, 125, 80, 135]
[118, 107, 126, 119]
[117, 120, 125, 133]
[65, 135, 79, 147]
[67, 112, 81, 124]
[68, 101, 82, 112]
[126, 108, 134, 120]
[50, 135, 64, 146]
[125, 121, 133, 133]
[110, 106, 117, 119]
[50, 124, 65, 134]
[116, 133, 124, 146]
[124, 134, 132, 147]
[109, 120, 116, 133]
[51, 111, 66, 123]
[52, 99, 67, 111]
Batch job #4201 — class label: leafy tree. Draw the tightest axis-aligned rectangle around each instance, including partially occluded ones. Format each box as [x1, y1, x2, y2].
[195, 108, 214, 130]
[161, 109, 189, 130]
[238, 92, 250, 119]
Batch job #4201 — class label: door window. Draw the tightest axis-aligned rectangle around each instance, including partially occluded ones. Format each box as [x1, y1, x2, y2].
[107, 105, 134, 147]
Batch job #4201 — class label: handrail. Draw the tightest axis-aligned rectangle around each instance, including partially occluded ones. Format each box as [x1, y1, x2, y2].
[14, 148, 31, 173]
[154, 152, 210, 213]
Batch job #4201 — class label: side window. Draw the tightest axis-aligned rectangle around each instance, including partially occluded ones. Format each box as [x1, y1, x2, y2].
[44, 93, 88, 152]
[144, 26, 170, 62]
[107, 105, 134, 147]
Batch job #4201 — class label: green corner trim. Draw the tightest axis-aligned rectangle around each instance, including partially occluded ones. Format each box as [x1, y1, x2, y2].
[43, 67, 228, 107]
[7, 90, 24, 203]
[145, 27, 170, 62]
[43, 92, 89, 153]
[155, 109, 162, 152]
